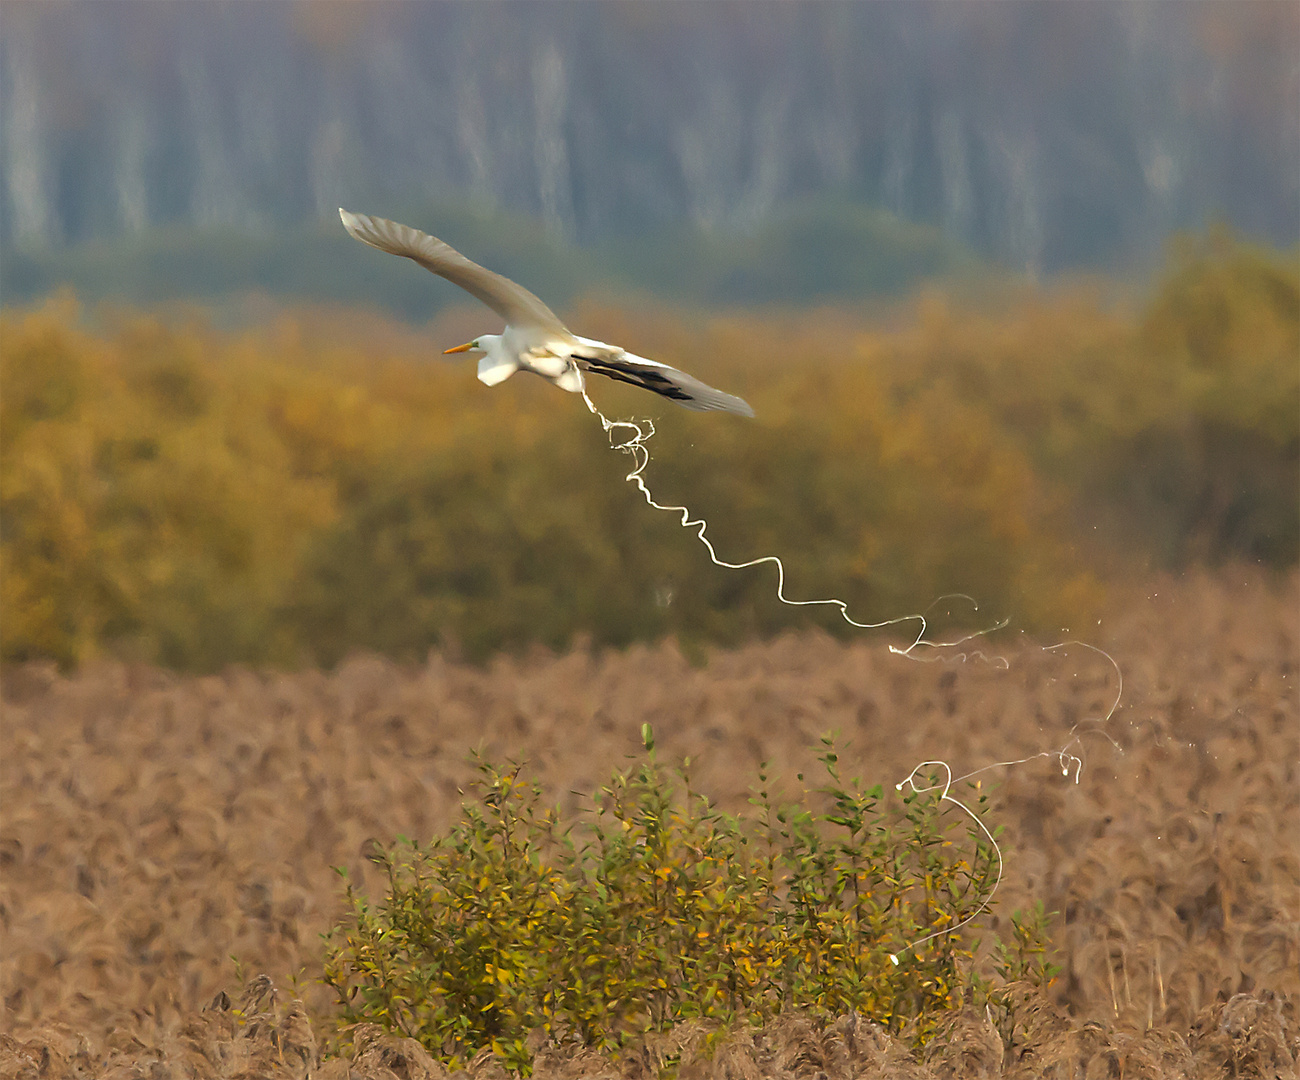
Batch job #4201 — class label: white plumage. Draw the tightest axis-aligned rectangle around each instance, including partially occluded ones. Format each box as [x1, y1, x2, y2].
[339, 209, 754, 417]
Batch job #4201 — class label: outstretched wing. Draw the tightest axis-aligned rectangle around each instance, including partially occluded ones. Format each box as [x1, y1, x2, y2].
[339, 209, 570, 336]
[572, 342, 754, 417]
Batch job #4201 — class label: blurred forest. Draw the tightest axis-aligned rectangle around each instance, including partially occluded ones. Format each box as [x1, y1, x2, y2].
[2, 232, 1295, 671]
[3, 2, 1297, 275]
[0, 196, 977, 318]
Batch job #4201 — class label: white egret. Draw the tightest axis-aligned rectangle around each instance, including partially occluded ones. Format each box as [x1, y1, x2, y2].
[339, 209, 753, 417]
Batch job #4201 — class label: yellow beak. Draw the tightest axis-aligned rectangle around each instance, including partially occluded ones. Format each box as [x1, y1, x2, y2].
[444, 341, 475, 354]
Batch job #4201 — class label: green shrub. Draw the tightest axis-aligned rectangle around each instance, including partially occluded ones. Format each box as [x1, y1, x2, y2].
[895, 232, 1299, 567]
[1119, 233, 1299, 564]
[2, 294, 1097, 670]
[322, 728, 1007, 1071]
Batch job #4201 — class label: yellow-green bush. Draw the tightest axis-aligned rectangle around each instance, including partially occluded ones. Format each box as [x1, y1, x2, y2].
[2, 233, 1293, 670]
[322, 731, 1011, 1070]
[891, 233, 1299, 564]
[1124, 233, 1299, 563]
[2, 298, 332, 666]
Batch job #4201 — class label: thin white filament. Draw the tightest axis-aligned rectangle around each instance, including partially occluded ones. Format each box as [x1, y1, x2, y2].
[890, 641, 1124, 962]
[948, 640, 1125, 787]
[890, 760, 1002, 965]
[578, 389, 1124, 968]
[579, 390, 1007, 655]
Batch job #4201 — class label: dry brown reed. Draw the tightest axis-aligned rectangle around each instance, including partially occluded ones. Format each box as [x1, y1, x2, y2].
[1, 569, 1295, 1078]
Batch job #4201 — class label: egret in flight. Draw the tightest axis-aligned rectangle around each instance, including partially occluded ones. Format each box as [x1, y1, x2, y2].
[339, 209, 753, 417]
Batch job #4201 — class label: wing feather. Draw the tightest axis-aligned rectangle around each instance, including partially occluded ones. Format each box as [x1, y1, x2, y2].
[572, 345, 754, 417]
[339, 209, 569, 335]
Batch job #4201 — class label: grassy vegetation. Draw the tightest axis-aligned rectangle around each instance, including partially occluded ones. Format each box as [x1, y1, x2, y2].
[1, 232, 1295, 670]
[322, 728, 1035, 1072]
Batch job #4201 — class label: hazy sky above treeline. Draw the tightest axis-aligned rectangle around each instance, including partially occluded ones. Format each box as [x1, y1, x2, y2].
[2, 0, 1297, 276]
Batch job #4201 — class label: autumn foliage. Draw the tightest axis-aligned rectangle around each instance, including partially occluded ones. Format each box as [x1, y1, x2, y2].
[2, 234, 1295, 670]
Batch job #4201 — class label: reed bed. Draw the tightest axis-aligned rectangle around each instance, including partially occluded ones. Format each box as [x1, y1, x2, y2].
[1, 569, 1295, 1078]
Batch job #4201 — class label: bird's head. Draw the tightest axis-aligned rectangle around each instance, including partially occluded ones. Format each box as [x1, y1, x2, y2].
[444, 338, 485, 356]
